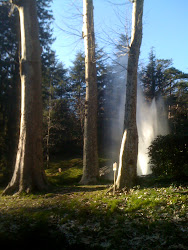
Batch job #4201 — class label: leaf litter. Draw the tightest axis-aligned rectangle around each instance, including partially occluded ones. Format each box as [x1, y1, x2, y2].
[0, 184, 187, 249]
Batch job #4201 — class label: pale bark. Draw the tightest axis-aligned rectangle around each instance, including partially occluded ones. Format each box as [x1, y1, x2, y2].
[3, 0, 48, 195]
[116, 0, 144, 190]
[80, 0, 99, 184]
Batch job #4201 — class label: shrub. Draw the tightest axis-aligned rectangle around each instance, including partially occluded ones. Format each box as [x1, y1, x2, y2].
[148, 135, 188, 178]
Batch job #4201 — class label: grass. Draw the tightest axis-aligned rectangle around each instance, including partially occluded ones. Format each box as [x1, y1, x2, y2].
[45, 158, 83, 186]
[0, 158, 187, 249]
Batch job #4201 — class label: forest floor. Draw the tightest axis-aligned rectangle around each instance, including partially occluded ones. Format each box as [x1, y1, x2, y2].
[0, 158, 187, 249]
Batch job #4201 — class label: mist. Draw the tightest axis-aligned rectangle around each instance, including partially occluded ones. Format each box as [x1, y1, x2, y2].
[137, 86, 169, 175]
[103, 55, 169, 178]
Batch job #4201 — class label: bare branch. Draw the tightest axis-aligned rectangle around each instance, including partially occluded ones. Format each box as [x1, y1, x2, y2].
[106, 0, 130, 6]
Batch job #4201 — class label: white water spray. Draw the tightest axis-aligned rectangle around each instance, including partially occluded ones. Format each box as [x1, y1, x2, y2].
[137, 87, 169, 175]
[104, 56, 169, 177]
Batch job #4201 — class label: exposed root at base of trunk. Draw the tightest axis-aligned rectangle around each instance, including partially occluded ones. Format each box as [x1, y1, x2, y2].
[2, 182, 49, 196]
[79, 176, 99, 185]
[105, 185, 129, 195]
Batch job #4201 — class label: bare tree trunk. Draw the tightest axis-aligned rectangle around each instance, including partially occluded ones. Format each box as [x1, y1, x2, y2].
[80, 0, 99, 184]
[116, 0, 144, 190]
[3, 0, 48, 195]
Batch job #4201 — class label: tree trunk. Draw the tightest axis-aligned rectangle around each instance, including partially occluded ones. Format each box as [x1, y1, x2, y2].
[3, 0, 48, 195]
[116, 0, 144, 190]
[80, 0, 99, 184]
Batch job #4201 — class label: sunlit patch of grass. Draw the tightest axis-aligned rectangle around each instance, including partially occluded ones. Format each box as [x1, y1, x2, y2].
[124, 188, 166, 213]
[45, 158, 113, 186]
[45, 158, 83, 186]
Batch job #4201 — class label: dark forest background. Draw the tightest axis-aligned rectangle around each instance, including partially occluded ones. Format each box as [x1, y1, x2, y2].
[0, 0, 187, 182]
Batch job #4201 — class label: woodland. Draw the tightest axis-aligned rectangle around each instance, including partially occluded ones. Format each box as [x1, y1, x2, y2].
[0, 0, 187, 249]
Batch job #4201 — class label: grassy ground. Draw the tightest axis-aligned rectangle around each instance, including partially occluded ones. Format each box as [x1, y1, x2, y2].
[0, 158, 187, 249]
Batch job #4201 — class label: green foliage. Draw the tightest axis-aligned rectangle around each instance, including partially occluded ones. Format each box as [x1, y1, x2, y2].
[69, 52, 85, 136]
[141, 48, 158, 101]
[148, 135, 188, 178]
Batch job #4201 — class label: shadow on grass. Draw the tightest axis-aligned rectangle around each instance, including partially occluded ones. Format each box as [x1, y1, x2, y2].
[0, 165, 187, 249]
[137, 174, 188, 189]
[0, 188, 187, 250]
[1, 157, 187, 249]
[46, 184, 110, 197]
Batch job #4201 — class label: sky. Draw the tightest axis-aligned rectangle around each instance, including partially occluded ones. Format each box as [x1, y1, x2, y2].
[51, 0, 188, 72]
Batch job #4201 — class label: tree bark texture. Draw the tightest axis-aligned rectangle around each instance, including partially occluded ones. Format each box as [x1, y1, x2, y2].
[116, 0, 144, 190]
[80, 0, 99, 184]
[3, 0, 48, 195]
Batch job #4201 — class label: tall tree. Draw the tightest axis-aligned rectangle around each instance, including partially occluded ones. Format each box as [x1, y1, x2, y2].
[80, 0, 99, 184]
[116, 0, 144, 190]
[142, 48, 157, 102]
[43, 59, 77, 161]
[140, 49, 173, 102]
[69, 49, 109, 141]
[0, 0, 54, 180]
[141, 52, 188, 134]
[0, 2, 20, 179]
[69, 52, 86, 134]
[3, 0, 48, 195]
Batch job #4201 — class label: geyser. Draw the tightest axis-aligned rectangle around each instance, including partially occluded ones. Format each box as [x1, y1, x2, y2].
[137, 87, 169, 175]
[104, 56, 169, 177]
